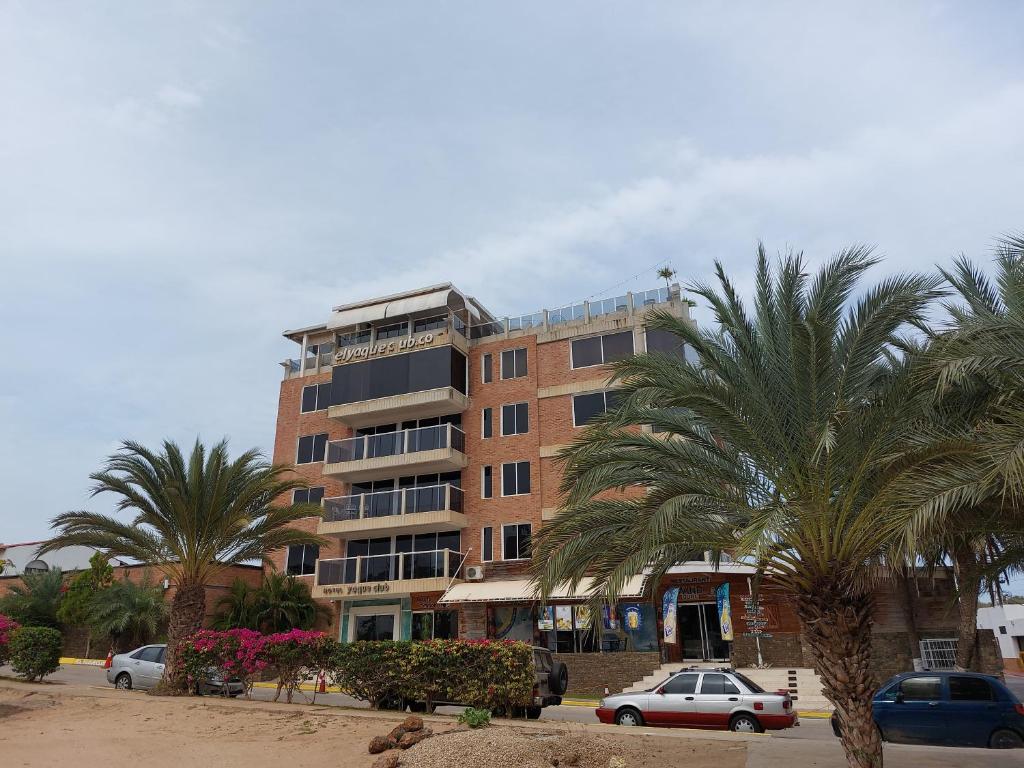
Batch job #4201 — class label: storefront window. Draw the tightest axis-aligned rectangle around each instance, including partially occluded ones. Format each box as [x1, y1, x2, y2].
[412, 610, 459, 640]
[491, 606, 534, 642]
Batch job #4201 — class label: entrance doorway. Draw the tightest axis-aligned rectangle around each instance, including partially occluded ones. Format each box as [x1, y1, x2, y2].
[678, 603, 728, 661]
[348, 605, 401, 641]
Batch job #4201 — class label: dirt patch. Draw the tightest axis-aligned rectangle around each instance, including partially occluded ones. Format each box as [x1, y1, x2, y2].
[399, 726, 745, 768]
[0, 685, 744, 768]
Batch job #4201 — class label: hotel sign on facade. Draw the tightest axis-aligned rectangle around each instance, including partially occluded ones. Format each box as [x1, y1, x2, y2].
[334, 332, 442, 364]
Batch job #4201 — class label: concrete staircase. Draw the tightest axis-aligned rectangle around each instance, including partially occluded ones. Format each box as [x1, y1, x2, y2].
[621, 663, 833, 711]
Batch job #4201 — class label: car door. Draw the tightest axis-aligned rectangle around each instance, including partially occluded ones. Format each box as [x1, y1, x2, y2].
[945, 675, 1000, 747]
[692, 673, 741, 728]
[648, 673, 700, 726]
[129, 646, 164, 689]
[881, 675, 947, 744]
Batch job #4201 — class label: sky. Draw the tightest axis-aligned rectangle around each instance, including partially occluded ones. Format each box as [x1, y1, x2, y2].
[1, 2, 1023, 563]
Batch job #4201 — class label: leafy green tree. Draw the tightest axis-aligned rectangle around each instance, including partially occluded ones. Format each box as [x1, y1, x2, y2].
[40, 438, 324, 689]
[56, 552, 114, 657]
[250, 572, 329, 633]
[533, 247, 942, 768]
[8, 626, 63, 681]
[88, 577, 168, 650]
[0, 568, 65, 628]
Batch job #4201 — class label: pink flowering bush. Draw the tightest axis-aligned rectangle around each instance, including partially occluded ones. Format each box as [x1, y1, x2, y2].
[263, 629, 331, 703]
[0, 614, 20, 665]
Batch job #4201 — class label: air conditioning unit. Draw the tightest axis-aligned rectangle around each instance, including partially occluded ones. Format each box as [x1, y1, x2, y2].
[465, 565, 485, 581]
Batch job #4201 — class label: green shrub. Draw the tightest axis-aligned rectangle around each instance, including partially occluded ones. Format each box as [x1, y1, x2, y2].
[329, 641, 410, 708]
[9, 626, 63, 682]
[458, 707, 492, 728]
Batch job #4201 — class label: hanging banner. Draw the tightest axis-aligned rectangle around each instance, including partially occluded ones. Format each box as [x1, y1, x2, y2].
[555, 605, 573, 631]
[574, 605, 592, 630]
[662, 587, 680, 644]
[716, 582, 734, 642]
[537, 606, 554, 631]
[602, 605, 619, 630]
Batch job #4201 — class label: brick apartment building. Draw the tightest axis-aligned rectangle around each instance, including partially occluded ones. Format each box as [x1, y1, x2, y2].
[268, 281, 1000, 694]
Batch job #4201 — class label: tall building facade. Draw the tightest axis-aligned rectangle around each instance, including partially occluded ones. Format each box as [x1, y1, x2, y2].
[269, 281, 690, 653]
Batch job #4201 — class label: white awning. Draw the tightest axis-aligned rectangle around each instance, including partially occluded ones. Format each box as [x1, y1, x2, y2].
[327, 284, 468, 330]
[438, 575, 649, 604]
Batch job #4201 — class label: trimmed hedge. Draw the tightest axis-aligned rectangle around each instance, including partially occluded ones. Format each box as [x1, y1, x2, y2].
[0, 614, 19, 666]
[9, 626, 62, 682]
[177, 629, 534, 711]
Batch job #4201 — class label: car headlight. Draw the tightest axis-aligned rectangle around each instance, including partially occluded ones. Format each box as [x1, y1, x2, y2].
[599, 699, 606, 708]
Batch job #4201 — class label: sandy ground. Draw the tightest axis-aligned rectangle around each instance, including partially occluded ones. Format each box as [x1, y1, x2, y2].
[0, 680, 746, 768]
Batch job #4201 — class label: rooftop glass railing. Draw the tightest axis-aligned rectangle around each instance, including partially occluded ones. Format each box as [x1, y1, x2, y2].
[326, 424, 466, 464]
[322, 483, 464, 523]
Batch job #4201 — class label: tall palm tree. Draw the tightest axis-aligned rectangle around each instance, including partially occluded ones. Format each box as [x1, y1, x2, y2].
[0, 568, 65, 628]
[88, 577, 168, 651]
[250, 572, 328, 632]
[39, 438, 324, 689]
[533, 246, 943, 768]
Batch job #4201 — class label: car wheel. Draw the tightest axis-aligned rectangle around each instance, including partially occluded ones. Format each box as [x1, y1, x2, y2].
[615, 707, 643, 727]
[729, 713, 763, 733]
[526, 706, 542, 720]
[990, 729, 1024, 749]
[830, 715, 842, 738]
[114, 673, 132, 690]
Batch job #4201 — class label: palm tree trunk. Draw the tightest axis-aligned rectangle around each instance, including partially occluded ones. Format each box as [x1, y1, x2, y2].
[164, 582, 207, 690]
[951, 544, 980, 671]
[797, 588, 882, 768]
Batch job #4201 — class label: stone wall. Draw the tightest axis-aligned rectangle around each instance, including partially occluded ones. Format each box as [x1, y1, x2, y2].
[552, 651, 661, 697]
[731, 632, 812, 668]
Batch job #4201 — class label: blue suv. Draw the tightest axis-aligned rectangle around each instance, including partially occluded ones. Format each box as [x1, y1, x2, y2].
[832, 671, 1024, 749]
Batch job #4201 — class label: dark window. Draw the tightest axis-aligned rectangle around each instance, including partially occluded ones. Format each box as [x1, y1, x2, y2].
[502, 523, 532, 560]
[482, 353, 493, 383]
[900, 676, 942, 701]
[292, 487, 325, 506]
[501, 402, 529, 436]
[301, 383, 332, 413]
[699, 673, 740, 695]
[999, 626, 1008, 634]
[501, 461, 530, 496]
[570, 331, 634, 369]
[661, 673, 699, 695]
[376, 321, 408, 340]
[337, 326, 371, 348]
[434, 610, 458, 639]
[482, 408, 493, 438]
[482, 466, 493, 499]
[331, 347, 467, 405]
[572, 391, 623, 426]
[132, 646, 164, 663]
[645, 329, 686, 361]
[949, 676, 994, 701]
[296, 433, 328, 464]
[482, 526, 493, 561]
[501, 348, 528, 379]
[413, 315, 447, 333]
[286, 544, 320, 576]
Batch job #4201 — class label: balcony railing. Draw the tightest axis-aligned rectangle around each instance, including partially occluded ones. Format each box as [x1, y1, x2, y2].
[316, 548, 464, 586]
[326, 424, 465, 464]
[323, 483, 464, 523]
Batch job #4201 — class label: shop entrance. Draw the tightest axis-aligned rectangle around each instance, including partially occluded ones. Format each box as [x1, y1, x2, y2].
[678, 602, 728, 661]
[347, 605, 401, 642]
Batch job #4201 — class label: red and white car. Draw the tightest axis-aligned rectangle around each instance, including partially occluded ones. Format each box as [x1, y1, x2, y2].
[596, 667, 798, 732]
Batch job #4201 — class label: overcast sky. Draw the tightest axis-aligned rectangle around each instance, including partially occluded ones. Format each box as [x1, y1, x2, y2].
[1, 3, 1023, 561]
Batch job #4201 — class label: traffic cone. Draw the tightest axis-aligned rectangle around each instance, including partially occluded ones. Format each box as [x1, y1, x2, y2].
[103, 650, 113, 669]
[317, 671, 326, 693]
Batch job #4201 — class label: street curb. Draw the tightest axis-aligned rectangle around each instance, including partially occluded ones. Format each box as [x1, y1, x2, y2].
[58, 657, 106, 667]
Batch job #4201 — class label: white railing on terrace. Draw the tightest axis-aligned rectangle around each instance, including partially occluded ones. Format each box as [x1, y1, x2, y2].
[316, 549, 464, 585]
[326, 424, 466, 464]
[323, 483, 464, 523]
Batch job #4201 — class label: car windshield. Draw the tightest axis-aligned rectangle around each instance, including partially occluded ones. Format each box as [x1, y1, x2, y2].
[731, 672, 766, 694]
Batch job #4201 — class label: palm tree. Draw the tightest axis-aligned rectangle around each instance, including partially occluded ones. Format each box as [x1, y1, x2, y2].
[250, 572, 328, 632]
[39, 438, 324, 689]
[212, 578, 258, 630]
[533, 246, 944, 768]
[657, 265, 677, 290]
[89, 577, 168, 651]
[0, 568, 65, 628]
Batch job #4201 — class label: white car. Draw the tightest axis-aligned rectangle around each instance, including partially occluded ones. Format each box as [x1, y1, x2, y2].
[106, 643, 243, 695]
[596, 667, 798, 732]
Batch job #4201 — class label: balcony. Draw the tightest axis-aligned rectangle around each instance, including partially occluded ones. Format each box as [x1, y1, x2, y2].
[322, 424, 467, 482]
[319, 484, 467, 536]
[327, 386, 469, 429]
[312, 548, 464, 599]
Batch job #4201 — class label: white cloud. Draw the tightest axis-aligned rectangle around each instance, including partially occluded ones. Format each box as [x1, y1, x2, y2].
[157, 84, 203, 110]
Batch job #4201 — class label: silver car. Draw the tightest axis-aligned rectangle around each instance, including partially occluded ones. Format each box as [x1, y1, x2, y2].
[106, 643, 244, 695]
[596, 667, 798, 732]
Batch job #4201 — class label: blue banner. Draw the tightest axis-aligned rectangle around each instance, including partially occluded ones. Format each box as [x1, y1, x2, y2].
[716, 582, 734, 642]
[662, 587, 680, 644]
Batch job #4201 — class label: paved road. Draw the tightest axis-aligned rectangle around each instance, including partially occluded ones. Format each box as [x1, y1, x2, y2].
[25, 663, 836, 741]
